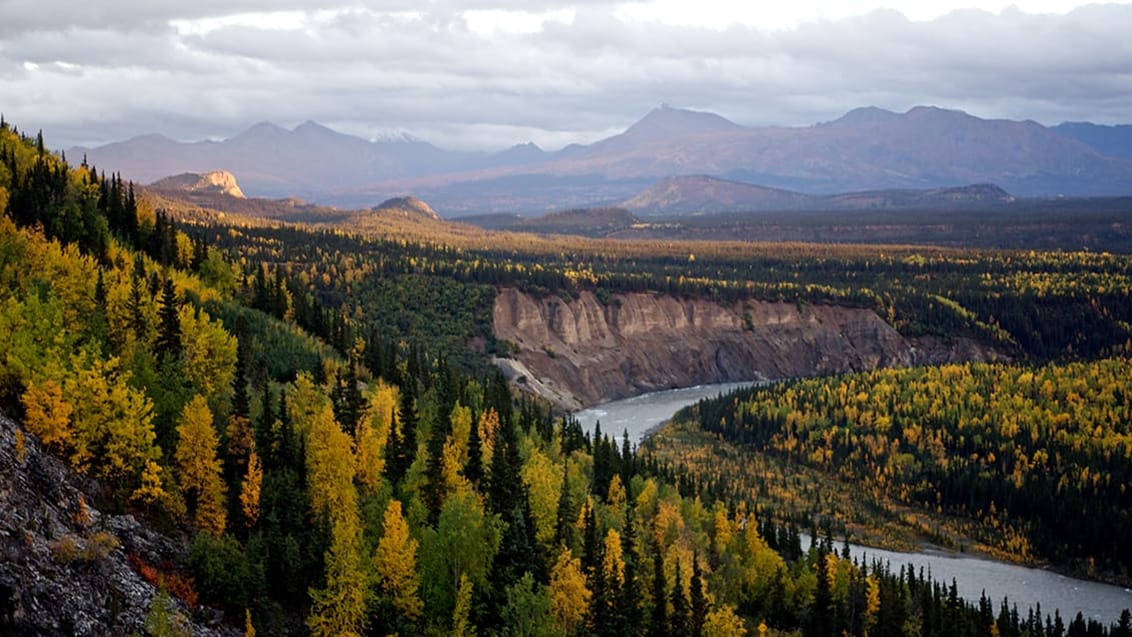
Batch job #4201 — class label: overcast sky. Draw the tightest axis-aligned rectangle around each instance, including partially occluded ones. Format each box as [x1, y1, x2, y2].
[2, 1, 1130, 151]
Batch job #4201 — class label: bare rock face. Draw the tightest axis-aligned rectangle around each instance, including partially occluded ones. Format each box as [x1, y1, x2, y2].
[0, 414, 238, 636]
[150, 170, 245, 198]
[373, 196, 440, 220]
[493, 289, 999, 409]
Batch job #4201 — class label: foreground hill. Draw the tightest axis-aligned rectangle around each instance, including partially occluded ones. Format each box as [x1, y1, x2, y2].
[75, 105, 1132, 213]
[0, 413, 237, 636]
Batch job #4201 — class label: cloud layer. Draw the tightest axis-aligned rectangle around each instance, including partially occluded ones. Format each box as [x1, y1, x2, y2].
[3, 1, 1130, 150]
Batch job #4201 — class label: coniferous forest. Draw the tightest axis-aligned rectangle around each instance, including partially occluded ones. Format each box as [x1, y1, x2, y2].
[2, 120, 1132, 636]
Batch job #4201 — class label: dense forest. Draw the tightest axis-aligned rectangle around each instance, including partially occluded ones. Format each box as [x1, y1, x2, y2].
[671, 359, 1132, 576]
[3, 120, 1132, 635]
[190, 210, 1132, 365]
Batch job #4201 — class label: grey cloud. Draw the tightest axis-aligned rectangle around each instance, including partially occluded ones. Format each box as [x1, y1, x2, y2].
[6, 3, 1132, 152]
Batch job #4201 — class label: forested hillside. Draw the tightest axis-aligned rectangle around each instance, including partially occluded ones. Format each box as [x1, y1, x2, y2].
[3, 120, 1132, 636]
[673, 360, 1132, 577]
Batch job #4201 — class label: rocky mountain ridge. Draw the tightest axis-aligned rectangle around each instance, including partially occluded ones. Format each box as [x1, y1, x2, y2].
[74, 105, 1132, 213]
[492, 288, 1001, 409]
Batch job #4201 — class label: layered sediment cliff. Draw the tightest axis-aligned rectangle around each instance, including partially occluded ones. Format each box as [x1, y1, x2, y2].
[493, 288, 997, 409]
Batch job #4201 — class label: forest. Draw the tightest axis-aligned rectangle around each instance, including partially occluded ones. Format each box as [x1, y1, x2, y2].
[2, 119, 1132, 635]
[669, 359, 1132, 577]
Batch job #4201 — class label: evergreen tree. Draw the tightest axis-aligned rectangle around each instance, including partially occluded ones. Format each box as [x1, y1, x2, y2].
[424, 404, 451, 524]
[464, 408, 484, 488]
[231, 335, 251, 420]
[155, 277, 182, 360]
[689, 552, 707, 637]
[126, 255, 148, 340]
[670, 560, 689, 637]
[555, 466, 575, 549]
[648, 547, 667, 637]
[620, 506, 644, 635]
[383, 406, 404, 486]
[391, 379, 416, 486]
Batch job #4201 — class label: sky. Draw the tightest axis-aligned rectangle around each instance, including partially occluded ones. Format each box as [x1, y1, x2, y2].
[2, 1, 1130, 151]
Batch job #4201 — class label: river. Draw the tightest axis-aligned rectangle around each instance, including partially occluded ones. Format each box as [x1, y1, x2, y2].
[573, 383, 1132, 625]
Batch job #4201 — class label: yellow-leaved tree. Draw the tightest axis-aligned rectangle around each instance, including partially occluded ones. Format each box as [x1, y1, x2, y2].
[548, 545, 590, 635]
[309, 517, 368, 637]
[521, 447, 562, 546]
[373, 499, 423, 622]
[355, 383, 397, 493]
[294, 373, 368, 637]
[21, 377, 73, 452]
[704, 604, 748, 637]
[174, 394, 227, 536]
[240, 450, 262, 527]
[65, 351, 158, 492]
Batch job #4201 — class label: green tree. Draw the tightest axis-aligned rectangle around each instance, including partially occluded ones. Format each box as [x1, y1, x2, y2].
[502, 572, 557, 637]
[155, 276, 182, 360]
[420, 490, 501, 621]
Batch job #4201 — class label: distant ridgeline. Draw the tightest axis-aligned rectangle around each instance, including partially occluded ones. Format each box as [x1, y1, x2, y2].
[4, 119, 1132, 636]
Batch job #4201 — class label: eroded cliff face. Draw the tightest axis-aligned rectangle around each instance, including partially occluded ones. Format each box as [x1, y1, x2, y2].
[493, 288, 998, 410]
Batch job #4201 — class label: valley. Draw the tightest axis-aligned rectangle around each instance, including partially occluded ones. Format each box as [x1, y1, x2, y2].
[3, 116, 1132, 637]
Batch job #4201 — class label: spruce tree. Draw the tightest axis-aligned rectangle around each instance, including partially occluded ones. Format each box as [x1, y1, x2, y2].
[670, 560, 688, 637]
[423, 405, 451, 524]
[126, 255, 148, 339]
[554, 466, 574, 549]
[155, 277, 182, 361]
[648, 548, 667, 637]
[620, 506, 644, 635]
[464, 408, 484, 488]
[689, 552, 707, 637]
[394, 379, 417, 484]
[232, 336, 251, 420]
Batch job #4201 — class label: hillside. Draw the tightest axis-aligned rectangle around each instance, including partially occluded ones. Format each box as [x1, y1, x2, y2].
[1053, 122, 1132, 161]
[8, 118, 1132, 635]
[0, 413, 237, 636]
[620, 175, 817, 215]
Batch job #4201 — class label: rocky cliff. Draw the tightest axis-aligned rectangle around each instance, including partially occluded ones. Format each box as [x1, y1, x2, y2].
[493, 289, 998, 409]
[151, 170, 246, 198]
[0, 413, 237, 636]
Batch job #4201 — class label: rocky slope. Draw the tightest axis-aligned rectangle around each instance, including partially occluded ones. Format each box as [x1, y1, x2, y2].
[493, 289, 998, 409]
[0, 413, 237, 636]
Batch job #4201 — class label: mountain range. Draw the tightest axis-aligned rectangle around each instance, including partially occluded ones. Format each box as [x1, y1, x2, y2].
[72, 105, 1132, 216]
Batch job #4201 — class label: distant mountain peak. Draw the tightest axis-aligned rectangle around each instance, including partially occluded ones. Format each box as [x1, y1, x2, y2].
[247, 121, 286, 133]
[905, 105, 973, 120]
[232, 121, 289, 142]
[294, 120, 335, 134]
[829, 106, 899, 126]
[621, 105, 742, 142]
[830, 105, 978, 128]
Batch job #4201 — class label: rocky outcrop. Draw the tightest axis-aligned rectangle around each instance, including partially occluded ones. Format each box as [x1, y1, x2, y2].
[373, 196, 441, 220]
[151, 170, 246, 198]
[493, 289, 999, 409]
[0, 413, 237, 637]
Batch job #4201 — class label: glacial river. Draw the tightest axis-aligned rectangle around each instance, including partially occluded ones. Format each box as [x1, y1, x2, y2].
[573, 383, 1132, 625]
